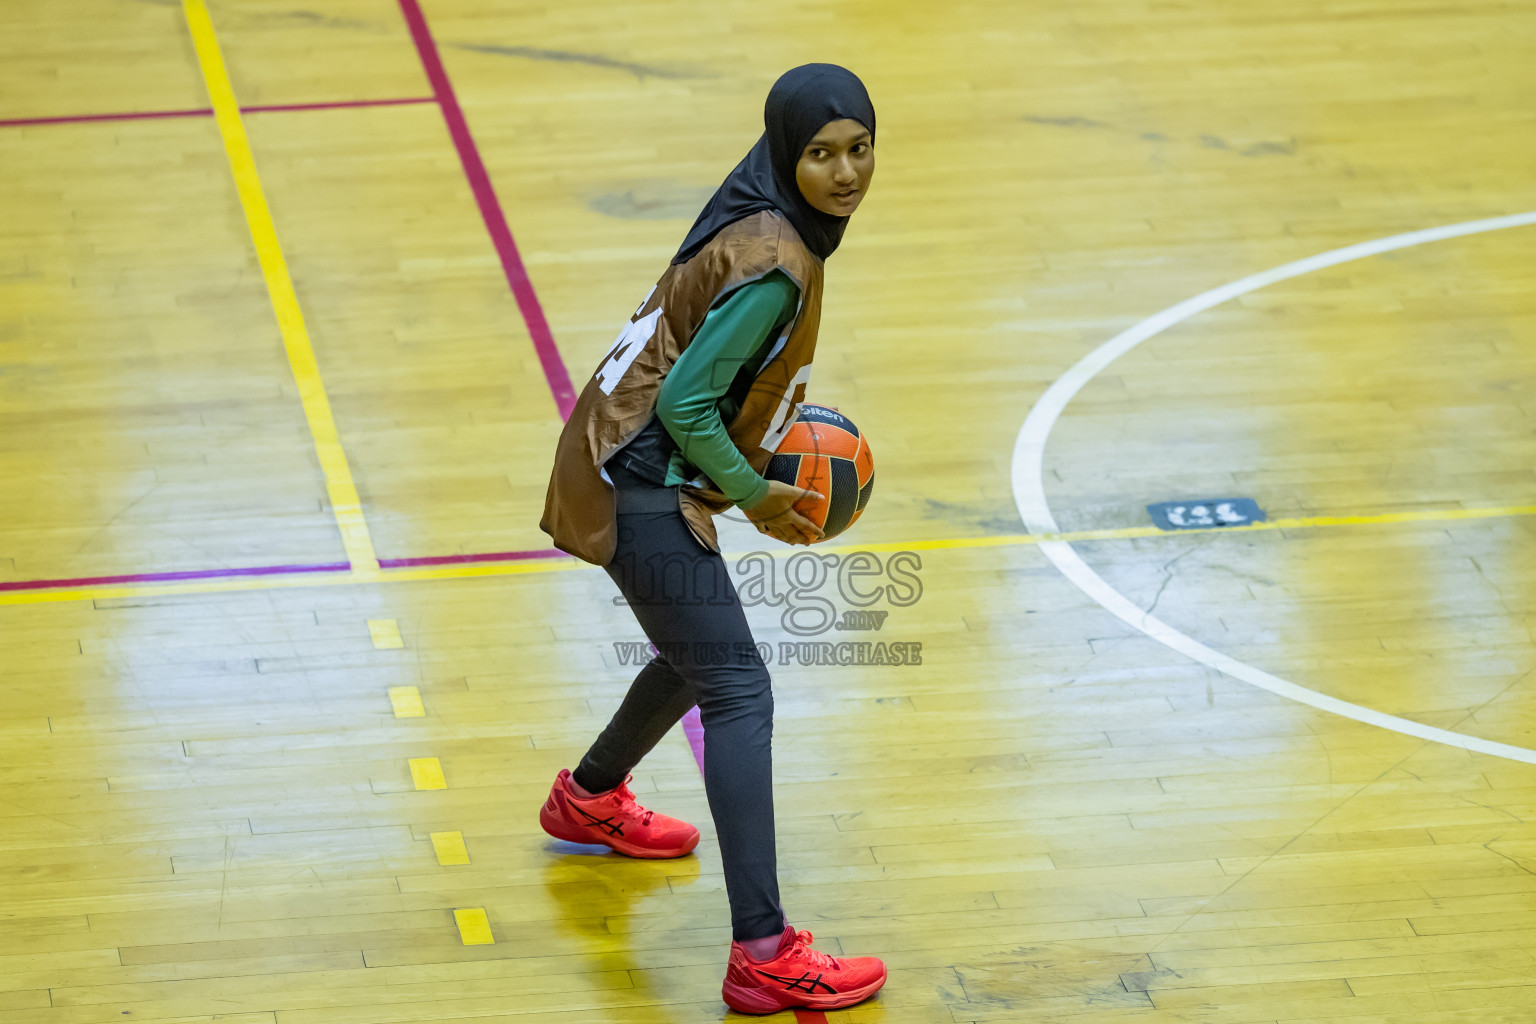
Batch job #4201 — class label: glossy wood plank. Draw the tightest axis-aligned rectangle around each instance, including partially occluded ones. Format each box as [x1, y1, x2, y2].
[2, 0, 1536, 1021]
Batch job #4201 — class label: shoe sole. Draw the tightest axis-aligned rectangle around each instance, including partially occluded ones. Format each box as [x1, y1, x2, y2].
[721, 970, 887, 1014]
[539, 802, 699, 859]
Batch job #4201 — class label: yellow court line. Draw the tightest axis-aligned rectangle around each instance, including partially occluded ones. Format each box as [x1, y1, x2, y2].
[2, 502, 1533, 609]
[409, 757, 447, 790]
[181, 0, 379, 577]
[453, 907, 494, 945]
[368, 619, 405, 649]
[389, 686, 426, 718]
[810, 503, 1536, 555]
[431, 830, 471, 865]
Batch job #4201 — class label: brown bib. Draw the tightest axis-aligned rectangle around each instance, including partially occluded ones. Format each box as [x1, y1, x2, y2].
[540, 211, 824, 566]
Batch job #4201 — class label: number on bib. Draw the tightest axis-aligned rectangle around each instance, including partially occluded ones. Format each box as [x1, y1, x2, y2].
[761, 363, 813, 451]
[595, 306, 663, 395]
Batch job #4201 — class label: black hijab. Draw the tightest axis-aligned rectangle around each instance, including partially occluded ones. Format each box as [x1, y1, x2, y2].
[672, 64, 875, 265]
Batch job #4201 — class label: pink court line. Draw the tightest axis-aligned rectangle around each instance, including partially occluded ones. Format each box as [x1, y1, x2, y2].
[0, 562, 350, 593]
[1, 549, 576, 593]
[396, 0, 578, 421]
[243, 96, 435, 115]
[681, 706, 707, 774]
[688, 704, 815, 1018]
[1, 548, 579, 593]
[371, 18, 740, 952]
[9, 8, 584, 571]
[0, 107, 211, 128]
[377, 548, 565, 568]
[0, 96, 434, 129]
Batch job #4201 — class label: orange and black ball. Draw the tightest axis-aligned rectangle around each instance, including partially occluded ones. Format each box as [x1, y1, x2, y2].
[763, 404, 874, 541]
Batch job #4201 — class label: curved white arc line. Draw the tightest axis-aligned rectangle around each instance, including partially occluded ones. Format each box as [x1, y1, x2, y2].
[1013, 211, 1536, 764]
[1016, 210, 1536, 535]
[1041, 541, 1536, 765]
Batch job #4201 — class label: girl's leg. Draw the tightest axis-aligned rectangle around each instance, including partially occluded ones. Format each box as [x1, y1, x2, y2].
[573, 656, 697, 795]
[603, 508, 784, 942]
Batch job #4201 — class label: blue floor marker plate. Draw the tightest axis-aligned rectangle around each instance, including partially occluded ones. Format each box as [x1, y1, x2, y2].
[1146, 498, 1266, 531]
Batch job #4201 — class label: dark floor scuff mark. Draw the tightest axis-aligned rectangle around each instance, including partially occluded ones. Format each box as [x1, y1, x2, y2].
[1021, 114, 1111, 130]
[1023, 113, 1295, 158]
[448, 43, 701, 80]
[588, 181, 719, 220]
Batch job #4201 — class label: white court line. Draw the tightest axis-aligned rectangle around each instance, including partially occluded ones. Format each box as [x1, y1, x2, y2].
[1011, 211, 1536, 765]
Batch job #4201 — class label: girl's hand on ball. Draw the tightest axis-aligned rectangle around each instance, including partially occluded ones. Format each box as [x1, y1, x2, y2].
[744, 480, 824, 546]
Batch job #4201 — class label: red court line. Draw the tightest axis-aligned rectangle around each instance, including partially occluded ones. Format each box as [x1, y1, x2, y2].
[0, 107, 212, 128]
[0, 562, 350, 593]
[396, 0, 578, 421]
[0, 96, 433, 129]
[681, 706, 707, 773]
[378, 548, 565, 568]
[7, 27, 841, 1010]
[1, 547, 582, 593]
[1, 548, 577, 593]
[243, 96, 434, 115]
[684, 713, 829, 1024]
[371, 19, 745, 972]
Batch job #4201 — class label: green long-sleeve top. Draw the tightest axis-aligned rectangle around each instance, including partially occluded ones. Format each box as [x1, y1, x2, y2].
[611, 270, 800, 510]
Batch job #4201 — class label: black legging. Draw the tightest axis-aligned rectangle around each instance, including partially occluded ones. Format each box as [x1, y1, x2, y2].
[573, 460, 784, 941]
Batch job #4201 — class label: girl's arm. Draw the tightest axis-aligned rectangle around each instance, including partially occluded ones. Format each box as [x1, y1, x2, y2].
[654, 270, 799, 509]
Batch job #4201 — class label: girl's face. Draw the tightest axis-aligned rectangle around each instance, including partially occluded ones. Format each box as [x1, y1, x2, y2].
[794, 118, 874, 217]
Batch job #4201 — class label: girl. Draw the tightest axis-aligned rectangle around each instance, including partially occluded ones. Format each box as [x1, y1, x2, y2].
[539, 64, 886, 1015]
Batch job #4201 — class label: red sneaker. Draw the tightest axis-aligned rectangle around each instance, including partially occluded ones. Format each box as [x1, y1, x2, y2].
[722, 925, 887, 1014]
[538, 769, 699, 859]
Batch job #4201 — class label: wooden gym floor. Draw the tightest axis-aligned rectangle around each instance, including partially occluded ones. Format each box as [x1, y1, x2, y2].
[2, 0, 1534, 1021]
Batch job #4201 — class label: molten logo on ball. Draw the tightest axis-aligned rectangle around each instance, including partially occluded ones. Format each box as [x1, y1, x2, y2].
[764, 404, 874, 541]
